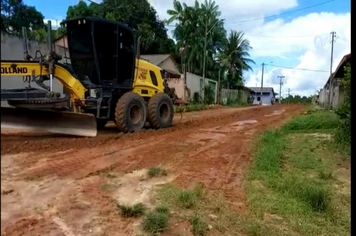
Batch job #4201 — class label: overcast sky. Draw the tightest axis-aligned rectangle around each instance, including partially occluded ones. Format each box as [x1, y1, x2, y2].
[25, 0, 351, 97]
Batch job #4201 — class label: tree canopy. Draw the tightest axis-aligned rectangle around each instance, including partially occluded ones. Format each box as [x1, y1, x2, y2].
[167, 0, 254, 88]
[1, 0, 45, 36]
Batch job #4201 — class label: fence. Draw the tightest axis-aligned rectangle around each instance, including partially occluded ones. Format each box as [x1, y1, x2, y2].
[219, 88, 251, 105]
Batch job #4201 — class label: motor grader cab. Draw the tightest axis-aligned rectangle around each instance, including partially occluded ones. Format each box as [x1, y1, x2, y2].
[1, 17, 176, 137]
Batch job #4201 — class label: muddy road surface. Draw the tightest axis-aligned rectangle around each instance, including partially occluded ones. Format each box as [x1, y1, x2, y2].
[1, 104, 305, 236]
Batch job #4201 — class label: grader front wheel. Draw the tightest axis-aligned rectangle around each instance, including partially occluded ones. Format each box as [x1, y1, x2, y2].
[147, 93, 174, 129]
[115, 92, 147, 133]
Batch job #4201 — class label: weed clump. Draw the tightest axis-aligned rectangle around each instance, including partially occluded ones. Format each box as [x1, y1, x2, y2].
[117, 203, 145, 217]
[155, 206, 169, 214]
[148, 167, 168, 178]
[142, 210, 169, 235]
[301, 185, 330, 212]
[190, 213, 208, 236]
[177, 185, 204, 209]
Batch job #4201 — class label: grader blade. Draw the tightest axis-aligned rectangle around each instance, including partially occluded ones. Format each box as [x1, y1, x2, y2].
[1, 107, 97, 137]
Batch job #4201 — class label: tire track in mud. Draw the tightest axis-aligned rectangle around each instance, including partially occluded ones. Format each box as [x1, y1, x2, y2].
[5, 105, 303, 182]
[1, 105, 305, 236]
[1, 106, 279, 155]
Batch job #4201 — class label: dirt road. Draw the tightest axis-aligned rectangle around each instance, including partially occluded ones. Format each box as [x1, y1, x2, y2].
[1, 104, 304, 236]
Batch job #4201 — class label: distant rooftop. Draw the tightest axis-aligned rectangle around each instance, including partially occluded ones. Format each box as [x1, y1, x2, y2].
[248, 87, 275, 94]
[141, 54, 171, 66]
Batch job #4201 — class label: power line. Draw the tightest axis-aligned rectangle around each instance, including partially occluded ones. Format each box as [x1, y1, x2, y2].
[226, 0, 335, 24]
[165, 0, 335, 30]
[245, 34, 320, 38]
[265, 64, 329, 72]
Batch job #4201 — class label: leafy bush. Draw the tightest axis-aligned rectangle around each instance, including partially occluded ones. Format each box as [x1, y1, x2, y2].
[204, 85, 215, 104]
[335, 63, 351, 146]
[193, 92, 201, 104]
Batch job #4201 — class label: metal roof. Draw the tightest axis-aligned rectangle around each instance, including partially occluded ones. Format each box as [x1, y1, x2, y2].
[141, 54, 171, 66]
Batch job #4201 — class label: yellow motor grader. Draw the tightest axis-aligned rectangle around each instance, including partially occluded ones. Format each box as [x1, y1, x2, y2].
[1, 17, 178, 137]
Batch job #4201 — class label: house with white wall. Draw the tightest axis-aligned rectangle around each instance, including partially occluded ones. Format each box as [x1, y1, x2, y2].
[248, 87, 275, 105]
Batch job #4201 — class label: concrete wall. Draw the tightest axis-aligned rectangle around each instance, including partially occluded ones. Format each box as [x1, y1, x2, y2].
[167, 77, 190, 101]
[220, 88, 252, 105]
[319, 78, 345, 109]
[220, 89, 238, 104]
[185, 72, 218, 103]
[1, 32, 64, 107]
[328, 78, 345, 109]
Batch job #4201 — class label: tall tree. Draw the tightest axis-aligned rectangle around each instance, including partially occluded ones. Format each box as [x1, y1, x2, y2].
[1, 0, 45, 35]
[217, 30, 255, 88]
[167, 0, 226, 77]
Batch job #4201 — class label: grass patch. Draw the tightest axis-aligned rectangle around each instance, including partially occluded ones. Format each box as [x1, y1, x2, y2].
[300, 184, 330, 212]
[142, 211, 169, 235]
[147, 167, 167, 178]
[249, 129, 286, 178]
[190, 213, 208, 236]
[177, 185, 204, 209]
[155, 205, 169, 214]
[117, 203, 146, 218]
[156, 184, 204, 210]
[318, 170, 333, 180]
[282, 110, 339, 131]
[246, 110, 350, 236]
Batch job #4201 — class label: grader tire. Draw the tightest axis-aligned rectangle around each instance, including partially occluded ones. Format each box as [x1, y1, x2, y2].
[147, 93, 174, 129]
[115, 92, 147, 133]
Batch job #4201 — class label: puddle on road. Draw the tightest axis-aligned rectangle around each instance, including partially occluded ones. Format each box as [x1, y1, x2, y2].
[228, 120, 258, 127]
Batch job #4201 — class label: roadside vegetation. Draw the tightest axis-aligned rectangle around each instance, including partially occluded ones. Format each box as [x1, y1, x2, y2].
[246, 108, 350, 236]
[334, 63, 351, 155]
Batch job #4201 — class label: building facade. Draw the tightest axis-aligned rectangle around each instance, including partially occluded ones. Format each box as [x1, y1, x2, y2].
[318, 53, 350, 109]
[248, 87, 276, 105]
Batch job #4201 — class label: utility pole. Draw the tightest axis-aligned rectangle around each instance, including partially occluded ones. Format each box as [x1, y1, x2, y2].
[218, 68, 221, 104]
[260, 63, 265, 105]
[202, 21, 208, 101]
[277, 75, 285, 104]
[202, 19, 221, 101]
[330, 31, 336, 76]
[288, 88, 290, 97]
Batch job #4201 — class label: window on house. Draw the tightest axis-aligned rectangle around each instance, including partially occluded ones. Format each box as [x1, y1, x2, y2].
[257, 97, 261, 101]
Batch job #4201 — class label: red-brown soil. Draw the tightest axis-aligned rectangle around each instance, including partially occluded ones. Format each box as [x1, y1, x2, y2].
[1, 104, 304, 236]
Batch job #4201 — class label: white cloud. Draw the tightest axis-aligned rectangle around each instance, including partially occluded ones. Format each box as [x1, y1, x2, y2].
[148, 0, 350, 97]
[245, 12, 350, 96]
[44, 18, 64, 29]
[149, 0, 298, 22]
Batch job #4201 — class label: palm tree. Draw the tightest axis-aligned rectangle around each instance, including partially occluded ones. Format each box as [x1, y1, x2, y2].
[167, 0, 226, 77]
[217, 30, 255, 88]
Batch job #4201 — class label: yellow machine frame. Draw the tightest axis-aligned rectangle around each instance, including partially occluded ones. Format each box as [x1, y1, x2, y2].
[1, 58, 165, 109]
